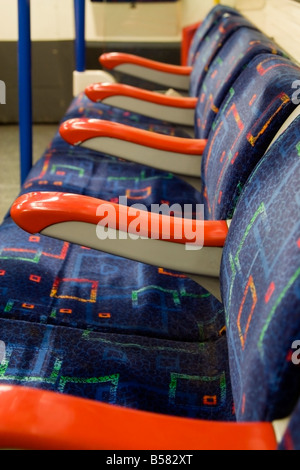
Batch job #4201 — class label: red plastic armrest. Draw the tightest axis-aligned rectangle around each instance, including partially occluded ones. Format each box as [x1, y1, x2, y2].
[100, 52, 192, 76]
[11, 192, 227, 247]
[85, 82, 197, 108]
[60, 118, 206, 155]
[0, 386, 277, 450]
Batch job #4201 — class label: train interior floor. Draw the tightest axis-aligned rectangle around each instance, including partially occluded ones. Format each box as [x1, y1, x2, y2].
[0, 124, 58, 222]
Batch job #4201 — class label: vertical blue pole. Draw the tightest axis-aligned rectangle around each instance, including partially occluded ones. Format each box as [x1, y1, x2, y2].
[18, 0, 32, 184]
[74, 0, 86, 72]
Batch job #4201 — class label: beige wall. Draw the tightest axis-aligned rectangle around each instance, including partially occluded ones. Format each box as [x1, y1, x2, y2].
[85, 1, 181, 42]
[0, 0, 182, 42]
[0, 0, 299, 63]
[0, 0, 74, 41]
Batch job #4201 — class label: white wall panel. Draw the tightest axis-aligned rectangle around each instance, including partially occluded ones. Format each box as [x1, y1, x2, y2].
[0, 0, 299, 63]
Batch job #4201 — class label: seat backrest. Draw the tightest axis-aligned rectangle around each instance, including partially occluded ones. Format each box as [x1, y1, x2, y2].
[195, 27, 287, 139]
[221, 115, 300, 422]
[189, 15, 258, 97]
[201, 53, 300, 220]
[188, 4, 242, 66]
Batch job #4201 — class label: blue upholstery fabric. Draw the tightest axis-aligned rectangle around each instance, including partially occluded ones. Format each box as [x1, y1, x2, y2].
[187, 5, 242, 66]
[195, 28, 286, 139]
[0, 177, 234, 421]
[0, 313, 232, 419]
[221, 115, 300, 422]
[279, 399, 300, 450]
[189, 16, 258, 97]
[62, 55, 300, 229]
[201, 54, 300, 220]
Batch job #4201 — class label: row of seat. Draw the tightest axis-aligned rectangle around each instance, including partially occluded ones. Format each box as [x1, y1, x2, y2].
[0, 4, 299, 449]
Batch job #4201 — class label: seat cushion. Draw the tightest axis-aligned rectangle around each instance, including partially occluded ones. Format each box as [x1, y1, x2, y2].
[0, 215, 234, 420]
[195, 28, 286, 139]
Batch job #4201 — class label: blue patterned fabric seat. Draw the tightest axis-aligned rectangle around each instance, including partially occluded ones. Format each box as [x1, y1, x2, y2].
[188, 15, 257, 98]
[221, 115, 300, 423]
[18, 54, 300, 227]
[2, 110, 299, 449]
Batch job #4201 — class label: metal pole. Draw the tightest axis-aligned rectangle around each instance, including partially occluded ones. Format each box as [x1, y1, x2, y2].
[74, 0, 86, 72]
[18, 0, 32, 184]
